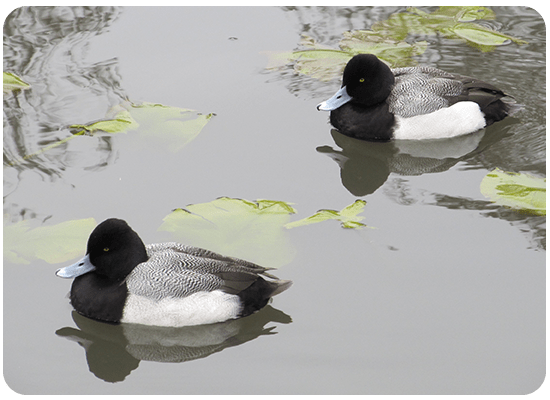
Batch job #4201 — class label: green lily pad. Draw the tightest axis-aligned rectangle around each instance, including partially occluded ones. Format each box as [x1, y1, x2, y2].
[450, 24, 515, 46]
[3, 218, 96, 264]
[404, 6, 495, 25]
[339, 32, 428, 67]
[266, 6, 526, 80]
[3, 71, 30, 93]
[264, 36, 354, 82]
[14, 101, 214, 163]
[404, 6, 526, 50]
[424, 6, 496, 22]
[159, 197, 297, 267]
[285, 200, 368, 229]
[70, 101, 214, 151]
[69, 113, 137, 135]
[480, 168, 546, 215]
[265, 32, 426, 81]
[109, 102, 215, 151]
[285, 48, 354, 82]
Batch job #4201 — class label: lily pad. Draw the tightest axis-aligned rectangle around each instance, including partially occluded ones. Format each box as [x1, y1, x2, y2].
[265, 32, 426, 82]
[265, 6, 526, 81]
[159, 197, 297, 267]
[422, 6, 496, 22]
[16, 101, 214, 163]
[3, 218, 96, 264]
[285, 200, 368, 229]
[264, 36, 354, 82]
[282, 48, 354, 82]
[404, 6, 526, 50]
[339, 32, 428, 67]
[450, 24, 514, 46]
[69, 113, 137, 135]
[108, 102, 215, 151]
[3, 71, 30, 93]
[71, 101, 214, 151]
[480, 168, 546, 215]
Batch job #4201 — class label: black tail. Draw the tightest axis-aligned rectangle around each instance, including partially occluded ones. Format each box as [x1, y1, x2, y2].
[452, 78, 522, 126]
[237, 277, 292, 318]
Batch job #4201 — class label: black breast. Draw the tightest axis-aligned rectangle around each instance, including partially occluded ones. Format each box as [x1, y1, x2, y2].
[330, 102, 396, 141]
[70, 274, 128, 323]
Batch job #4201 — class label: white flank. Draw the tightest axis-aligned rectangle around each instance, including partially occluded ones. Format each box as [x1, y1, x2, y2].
[393, 101, 486, 140]
[121, 290, 242, 327]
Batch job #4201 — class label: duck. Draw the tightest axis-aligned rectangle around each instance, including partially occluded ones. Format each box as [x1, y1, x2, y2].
[317, 53, 521, 141]
[56, 218, 292, 327]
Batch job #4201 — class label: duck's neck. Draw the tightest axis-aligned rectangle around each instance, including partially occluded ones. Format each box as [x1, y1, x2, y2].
[331, 102, 395, 141]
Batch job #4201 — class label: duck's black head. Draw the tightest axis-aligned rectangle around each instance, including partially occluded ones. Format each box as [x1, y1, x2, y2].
[86, 218, 148, 282]
[342, 54, 395, 107]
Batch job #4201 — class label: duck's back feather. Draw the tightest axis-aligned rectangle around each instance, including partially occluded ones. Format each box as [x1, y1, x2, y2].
[388, 66, 519, 123]
[126, 243, 285, 300]
[145, 243, 276, 276]
[389, 66, 463, 117]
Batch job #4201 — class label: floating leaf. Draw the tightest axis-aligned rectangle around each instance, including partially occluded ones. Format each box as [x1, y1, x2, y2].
[264, 37, 353, 82]
[425, 6, 496, 22]
[159, 197, 297, 267]
[450, 24, 515, 46]
[285, 200, 368, 229]
[69, 113, 137, 135]
[371, 10, 436, 39]
[111, 102, 215, 151]
[287, 49, 354, 82]
[266, 6, 526, 80]
[3, 71, 30, 93]
[70, 101, 214, 152]
[16, 101, 213, 163]
[265, 32, 426, 81]
[404, 6, 526, 50]
[3, 218, 96, 264]
[480, 168, 546, 215]
[339, 32, 428, 67]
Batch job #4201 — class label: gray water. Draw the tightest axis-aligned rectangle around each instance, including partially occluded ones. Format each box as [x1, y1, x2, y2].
[3, 6, 546, 394]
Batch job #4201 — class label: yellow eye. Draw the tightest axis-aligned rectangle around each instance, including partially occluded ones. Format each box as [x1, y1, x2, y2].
[103, 247, 109, 252]
[359, 78, 365, 83]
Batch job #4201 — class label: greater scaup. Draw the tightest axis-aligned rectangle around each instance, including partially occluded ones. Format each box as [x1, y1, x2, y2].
[56, 218, 292, 327]
[317, 54, 521, 141]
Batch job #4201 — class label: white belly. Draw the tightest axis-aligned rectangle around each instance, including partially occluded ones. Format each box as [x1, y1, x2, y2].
[121, 290, 243, 327]
[394, 101, 486, 140]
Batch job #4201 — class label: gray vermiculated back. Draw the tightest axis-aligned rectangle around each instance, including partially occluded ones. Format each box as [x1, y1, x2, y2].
[125, 243, 276, 300]
[388, 66, 464, 118]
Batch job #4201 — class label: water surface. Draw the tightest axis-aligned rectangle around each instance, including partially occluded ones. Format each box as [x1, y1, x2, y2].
[3, 6, 546, 395]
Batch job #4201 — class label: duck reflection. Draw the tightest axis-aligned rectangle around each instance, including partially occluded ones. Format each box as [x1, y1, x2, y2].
[56, 306, 291, 382]
[317, 122, 515, 197]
